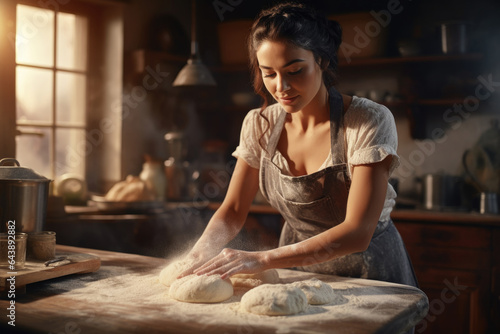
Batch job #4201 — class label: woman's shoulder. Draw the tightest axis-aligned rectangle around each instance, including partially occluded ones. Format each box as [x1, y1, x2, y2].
[345, 96, 395, 126]
[235, 103, 283, 164]
[243, 103, 283, 128]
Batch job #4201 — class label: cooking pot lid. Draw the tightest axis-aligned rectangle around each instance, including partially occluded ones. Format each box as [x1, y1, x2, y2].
[475, 119, 500, 168]
[0, 158, 50, 182]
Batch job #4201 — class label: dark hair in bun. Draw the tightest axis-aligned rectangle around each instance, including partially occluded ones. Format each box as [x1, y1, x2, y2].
[248, 2, 342, 109]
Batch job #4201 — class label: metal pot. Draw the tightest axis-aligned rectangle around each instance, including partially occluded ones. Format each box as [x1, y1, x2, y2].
[421, 173, 464, 211]
[440, 22, 467, 54]
[0, 158, 51, 233]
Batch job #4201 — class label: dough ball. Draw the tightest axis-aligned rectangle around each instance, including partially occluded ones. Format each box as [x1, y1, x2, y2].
[291, 278, 336, 305]
[230, 269, 280, 288]
[159, 258, 194, 287]
[240, 284, 307, 316]
[169, 274, 234, 303]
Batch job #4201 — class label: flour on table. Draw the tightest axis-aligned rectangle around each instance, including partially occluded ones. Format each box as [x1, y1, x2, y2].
[230, 269, 280, 288]
[25, 266, 420, 333]
[240, 284, 308, 316]
[169, 274, 234, 303]
[291, 278, 338, 305]
[159, 257, 193, 287]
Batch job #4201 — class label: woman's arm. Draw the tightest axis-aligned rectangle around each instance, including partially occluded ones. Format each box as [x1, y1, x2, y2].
[194, 156, 392, 278]
[181, 157, 260, 271]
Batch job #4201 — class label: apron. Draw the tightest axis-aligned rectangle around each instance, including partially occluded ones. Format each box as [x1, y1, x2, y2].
[259, 87, 418, 287]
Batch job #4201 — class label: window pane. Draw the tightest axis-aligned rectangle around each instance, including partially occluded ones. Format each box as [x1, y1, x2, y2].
[16, 5, 54, 67]
[56, 72, 86, 125]
[55, 128, 85, 178]
[16, 66, 53, 123]
[57, 12, 87, 71]
[15, 126, 52, 178]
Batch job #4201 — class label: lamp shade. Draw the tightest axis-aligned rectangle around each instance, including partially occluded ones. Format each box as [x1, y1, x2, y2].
[172, 57, 216, 87]
[172, 0, 216, 87]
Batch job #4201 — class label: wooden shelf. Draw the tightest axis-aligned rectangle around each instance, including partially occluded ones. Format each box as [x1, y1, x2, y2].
[209, 54, 483, 72]
[371, 98, 480, 110]
[415, 97, 480, 106]
[339, 53, 483, 67]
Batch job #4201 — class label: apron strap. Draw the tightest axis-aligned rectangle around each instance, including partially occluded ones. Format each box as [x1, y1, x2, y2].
[266, 109, 287, 155]
[328, 87, 347, 165]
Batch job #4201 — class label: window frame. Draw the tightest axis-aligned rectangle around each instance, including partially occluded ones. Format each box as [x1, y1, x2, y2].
[0, 0, 124, 192]
[15, 4, 89, 179]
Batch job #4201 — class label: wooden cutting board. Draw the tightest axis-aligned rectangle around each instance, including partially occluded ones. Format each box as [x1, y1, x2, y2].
[0, 250, 100, 291]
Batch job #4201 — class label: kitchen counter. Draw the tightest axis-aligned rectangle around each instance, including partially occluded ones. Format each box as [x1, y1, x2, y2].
[61, 201, 500, 226]
[0, 245, 429, 334]
[207, 202, 500, 227]
[391, 208, 500, 226]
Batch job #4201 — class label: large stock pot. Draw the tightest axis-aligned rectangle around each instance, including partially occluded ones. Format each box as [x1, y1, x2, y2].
[0, 158, 51, 232]
[421, 172, 464, 211]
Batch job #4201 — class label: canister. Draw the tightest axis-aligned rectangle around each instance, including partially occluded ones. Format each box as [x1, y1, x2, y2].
[27, 231, 56, 261]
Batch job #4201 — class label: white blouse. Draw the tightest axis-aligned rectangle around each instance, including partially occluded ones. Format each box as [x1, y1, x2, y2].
[232, 96, 399, 222]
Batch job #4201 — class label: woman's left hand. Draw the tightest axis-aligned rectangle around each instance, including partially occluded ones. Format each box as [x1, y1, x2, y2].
[193, 248, 269, 279]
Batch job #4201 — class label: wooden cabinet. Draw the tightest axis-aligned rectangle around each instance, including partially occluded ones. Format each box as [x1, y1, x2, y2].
[490, 230, 500, 332]
[337, 53, 485, 139]
[393, 212, 500, 334]
[339, 54, 483, 103]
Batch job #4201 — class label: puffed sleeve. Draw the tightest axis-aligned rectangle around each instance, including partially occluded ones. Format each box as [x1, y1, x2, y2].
[232, 108, 266, 169]
[346, 99, 400, 175]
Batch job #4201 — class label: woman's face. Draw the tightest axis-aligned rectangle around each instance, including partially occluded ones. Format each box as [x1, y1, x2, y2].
[256, 40, 324, 114]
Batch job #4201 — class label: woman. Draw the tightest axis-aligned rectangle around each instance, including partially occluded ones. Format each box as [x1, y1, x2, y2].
[182, 2, 417, 288]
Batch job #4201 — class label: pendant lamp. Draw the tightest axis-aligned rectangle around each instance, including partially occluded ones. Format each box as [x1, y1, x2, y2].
[173, 0, 216, 87]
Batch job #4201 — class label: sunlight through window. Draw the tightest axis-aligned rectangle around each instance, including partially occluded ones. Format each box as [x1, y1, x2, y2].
[15, 4, 88, 179]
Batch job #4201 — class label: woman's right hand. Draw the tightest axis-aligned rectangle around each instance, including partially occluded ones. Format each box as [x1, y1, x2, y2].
[176, 245, 224, 278]
[176, 251, 210, 278]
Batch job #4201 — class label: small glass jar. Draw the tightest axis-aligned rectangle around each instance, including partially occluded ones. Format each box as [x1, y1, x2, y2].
[27, 231, 56, 261]
[0, 232, 27, 270]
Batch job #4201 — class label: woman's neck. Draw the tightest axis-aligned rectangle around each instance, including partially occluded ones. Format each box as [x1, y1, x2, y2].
[289, 84, 329, 132]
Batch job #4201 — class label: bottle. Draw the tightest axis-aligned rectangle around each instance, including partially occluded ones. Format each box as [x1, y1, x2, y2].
[139, 155, 167, 201]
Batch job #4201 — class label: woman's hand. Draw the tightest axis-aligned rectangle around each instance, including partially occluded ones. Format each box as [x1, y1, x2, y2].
[193, 248, 269, 279]
[176, 250, 216, 278]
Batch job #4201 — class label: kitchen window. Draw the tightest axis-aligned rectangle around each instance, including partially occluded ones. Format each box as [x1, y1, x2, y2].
[15, 4, 88, 179]
[0, 0, 124, 192]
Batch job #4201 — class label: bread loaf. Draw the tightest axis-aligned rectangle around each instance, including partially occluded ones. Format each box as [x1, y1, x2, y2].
[105, 175, 155, 202]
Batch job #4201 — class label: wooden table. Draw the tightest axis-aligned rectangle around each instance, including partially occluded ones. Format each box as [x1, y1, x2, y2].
[0, 245, 428, 334]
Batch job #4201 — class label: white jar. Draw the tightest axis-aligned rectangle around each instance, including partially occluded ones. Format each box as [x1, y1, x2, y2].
[139, 161, 167, 201]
